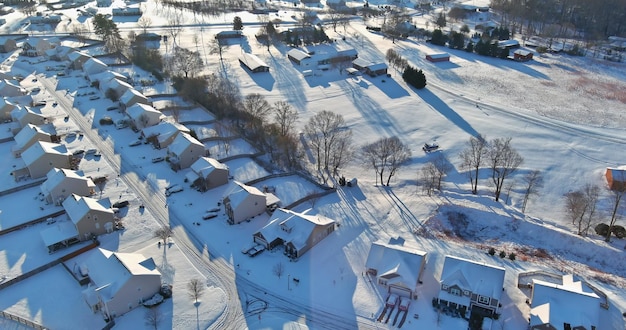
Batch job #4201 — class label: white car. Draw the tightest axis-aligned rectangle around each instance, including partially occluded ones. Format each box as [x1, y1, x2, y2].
[165, 185, 183, 196]
[129, 140, 141, 147]
[152, 156, 165, 163]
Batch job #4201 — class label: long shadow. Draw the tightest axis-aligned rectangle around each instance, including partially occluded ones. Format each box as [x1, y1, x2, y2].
[416, 88, 480, 137]
[266, 52, 308, 111]
[240, 62, 275, 91]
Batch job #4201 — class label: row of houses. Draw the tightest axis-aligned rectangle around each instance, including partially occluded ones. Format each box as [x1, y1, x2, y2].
[364, 242, 603, 330]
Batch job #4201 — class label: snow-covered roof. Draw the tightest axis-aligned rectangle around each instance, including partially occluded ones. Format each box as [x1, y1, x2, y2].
[63, 194, 113, 225]
[40, 221, 79, 247]
[0, 79, 24, 96]
[257, 208, 335, 250]
[14, 124, 50, 149]
[427, 53, 450, 59]
[22, 141, 69, 167]
[191, 157, 228, 178]
[120, 88, 149, 106]
[41, 168, 94, 195]
[105, 78, 132, 93]
[226, 181, 265, 210]
[0, 97, 17, 112]
[287, 48, 311, 61]
[239, 53, 269, 71]
[514, 49, 532, 56]
[142, 122, 188, 137]
[530, 275, 600, 329]
[168, 132, 203, 156]
[83, 248, 160, 301]
[126, 103, 160, 121]
[365, 241, 427, 289]
[83, 57, 108, 75]
[89, 70, 126, 84]
[68, 50, 91, 62]
[440, 255, 505, 299]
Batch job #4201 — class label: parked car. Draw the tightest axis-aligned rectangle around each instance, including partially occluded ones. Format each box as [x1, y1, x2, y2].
[165, 185, 183, 197]
[86, 148, 97, 154]
[152, 156, 165, 163]
[106, 106, 119, 111]
[129, 140, 142, 147]
[72, 149, 85, 156]
[112, 200, 129, 208]
[89, 95, 100, 100]
[202, 212, 218, 220]
[422, 142, 439, 152]
[116, 121, 129, 129]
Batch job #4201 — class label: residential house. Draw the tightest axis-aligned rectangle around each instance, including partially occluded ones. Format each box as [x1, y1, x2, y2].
[20, 39, 39, 57]
[17, 141, 72, 180]
[166, 132, 206, 170]
[126, 103, 162, 130]
[68, 51, 92, 70]
[141, 122, 190, 149]
[0, 98, 17, 122]
[287, 48, 312, 66]
[45, 45, 74, 61]
[365, 241, 427, 299]
[605, 166, 626, 191]
[88, 70, 128, 87]
[253, 208, 336, 259]
[63, 194, 115, 240]
[224, 181, 266, 224]
[102, 78, 132, 99]
[0, 79, 25, 97]
[41, 168, 96, 205]
[35, 37, 61, 56]
[352, 58, 388, 77]
[10, 106, 47, 131]
[317, 47, 358, 65]
[426, 53, 450, 62]
[119, 88, 150, 109]
[0, 37, 17, 53]
[83, 57, 108, 77]
[29, 15, 61, 25]
[239, 53, 270, 73]
[81, 248, 161, 320]
[112, 4, 142, 16]
[96, 0, 111, 7]
[40, 220, 81, 253]
[216, 30, 243, 40]
[529, 274, 600, 330]
[513, 49, 533, 61]
[436, 255, 505, 318]
[12, 123, 54, 158]
[186, 157, 229, 192]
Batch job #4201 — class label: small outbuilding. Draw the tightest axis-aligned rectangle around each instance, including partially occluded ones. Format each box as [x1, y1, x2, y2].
[513, 49, 533, 61]
[352, 58, 388, 77]
[216, 30, 243, 40]
[239, 53, 269, 73]
[426, 53, 450, 62]
[287, 48, 312, 66]
[606, 166, 626, 191]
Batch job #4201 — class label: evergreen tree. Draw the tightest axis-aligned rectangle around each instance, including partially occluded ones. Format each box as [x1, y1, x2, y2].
[435, 12, 447, 28]
[465, 41, 474, 52]
[233, 16, 243, 30]
[431, 29, 446, 46]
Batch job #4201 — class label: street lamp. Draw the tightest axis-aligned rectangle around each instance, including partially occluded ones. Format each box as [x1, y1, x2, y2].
[288, 274, 290, 291]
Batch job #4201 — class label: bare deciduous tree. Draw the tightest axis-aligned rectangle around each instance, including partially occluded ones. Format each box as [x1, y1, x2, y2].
[137, 16, 152, 35]
[606, 174, 626, 242]
[167, 12, 184, 47]
[565, 184, 600, 236]
[432, 153, 452, 190]
[209, 37, 229, 61]
[304, 111, 353, 183]
[168, 47, 203, 78]
[521, 170, 543, 213]
[243, 93, 272, 134]
[144, 306, 163, 330]
[273, 101, 298, 137]
[154, 226, 173, 246]
[488, 137, 523, 201]
[420, 162, 438, 196]
[360, 136, 411, 186]
[459, 134, 488, 195]
[273, 262, 284, 279]
[187, 278, 205, 303]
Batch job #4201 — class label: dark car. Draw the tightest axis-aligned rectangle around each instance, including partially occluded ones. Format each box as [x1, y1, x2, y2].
[113, 200, 129, 208]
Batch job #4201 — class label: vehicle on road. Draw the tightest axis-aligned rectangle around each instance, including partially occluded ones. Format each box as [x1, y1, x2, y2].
[152, 156, 165, 163]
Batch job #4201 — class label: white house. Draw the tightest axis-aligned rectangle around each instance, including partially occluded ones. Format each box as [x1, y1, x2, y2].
[81, 248, 161, 320]
[436, 255, 505, 318]
[41, 168, 96, 205]
[68, 51, 92, 70]
[186, 157, 229, 192]
[10, 106, 47, 132]
[253, 208, 336, 259]
[126, 103, 162, 130]
[0, 98, 17, 121]
[83, 57, 108, 76]
[365, 241, 427, 299]
[120, 88, 150, 109]
[0, 79, 25, 97]
[529, 274, 600, 330]
[102, 78, 133, 99]
[18, 141, 72, 180]
[12, 123, 53, 158]
[167, 132, 206, 170]
[88, 70, 127, 87]
[63, 194, 115, 240]
[224, 181, 266, 224]
[141, 122, 190, 149]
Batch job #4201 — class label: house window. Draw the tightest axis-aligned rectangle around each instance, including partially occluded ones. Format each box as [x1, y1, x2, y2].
[478, 295, 490, 305]
[442, 284, 448, 290]
[463, 290, 470, 296]
[450, 288, 461, 296]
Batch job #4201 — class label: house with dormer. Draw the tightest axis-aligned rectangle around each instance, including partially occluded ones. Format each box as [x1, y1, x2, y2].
[253, 208, 336, 259]
[81, 248, 161, 320]
[126, 103, 162, 130]
[365, 241, 427, 299]
[16, 141, 72, 180]
[166, 132, 206, 171]
[63, 194, 115, 240]
[224, 181, 266, 224]
[529, 274, 600, 330]
[12, 124, 54, 157]
[41, 168, 96, 205]
[436, 255, 505, 318]
[186, 157, 229, 192]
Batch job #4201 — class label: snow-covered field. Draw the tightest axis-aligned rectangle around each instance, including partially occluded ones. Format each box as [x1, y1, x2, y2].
[0, 0, 625, 329]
